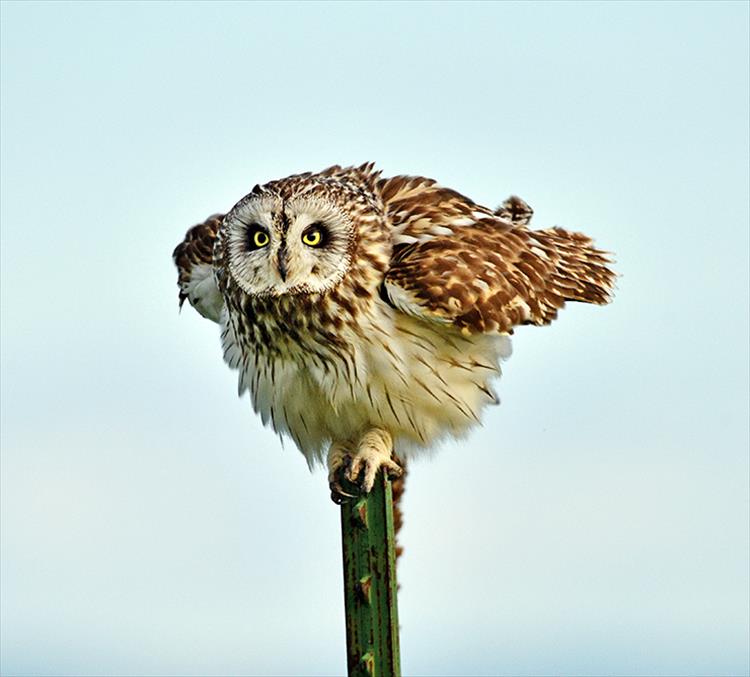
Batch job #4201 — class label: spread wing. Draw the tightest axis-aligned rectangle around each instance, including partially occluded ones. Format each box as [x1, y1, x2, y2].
[378, 175, 615, 334]
[172, 214, 225, 323]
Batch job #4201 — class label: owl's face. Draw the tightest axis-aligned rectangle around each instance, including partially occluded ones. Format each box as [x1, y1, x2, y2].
[223, 195, 355, 297]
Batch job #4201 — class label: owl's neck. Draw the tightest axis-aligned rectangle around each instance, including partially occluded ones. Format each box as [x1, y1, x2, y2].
[231, 286, 377, 364]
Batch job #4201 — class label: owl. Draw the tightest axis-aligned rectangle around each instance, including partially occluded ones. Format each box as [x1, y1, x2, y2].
[173, 164, 615, 502]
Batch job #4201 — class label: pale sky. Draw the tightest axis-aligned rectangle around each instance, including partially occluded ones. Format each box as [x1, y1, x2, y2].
[1, 2, 748, 675]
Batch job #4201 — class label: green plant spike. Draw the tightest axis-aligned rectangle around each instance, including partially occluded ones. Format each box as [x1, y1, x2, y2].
[340, 471, 401, 677]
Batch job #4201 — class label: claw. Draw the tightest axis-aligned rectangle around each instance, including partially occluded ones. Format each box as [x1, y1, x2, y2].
[328, 445, 359, 503]
[330, 489, 350, 505]
[329, 474, 358, 504]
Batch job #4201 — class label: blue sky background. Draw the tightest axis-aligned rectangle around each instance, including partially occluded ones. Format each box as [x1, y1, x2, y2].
[1, 2, 748, 675]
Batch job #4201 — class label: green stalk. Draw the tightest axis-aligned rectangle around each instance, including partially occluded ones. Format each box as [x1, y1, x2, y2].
[340, 472, 401, 676]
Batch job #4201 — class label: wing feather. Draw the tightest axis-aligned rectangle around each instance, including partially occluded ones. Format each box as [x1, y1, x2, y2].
[172, 214, 225, 323]
[378, 176, 615, 334]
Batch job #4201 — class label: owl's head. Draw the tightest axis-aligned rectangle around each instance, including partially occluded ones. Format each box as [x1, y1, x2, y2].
[218, 166, 389, 298]
[221, 192, 358, 297]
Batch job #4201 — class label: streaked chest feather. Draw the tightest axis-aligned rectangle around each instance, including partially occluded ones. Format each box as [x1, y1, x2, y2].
[221, 293, 511, 465]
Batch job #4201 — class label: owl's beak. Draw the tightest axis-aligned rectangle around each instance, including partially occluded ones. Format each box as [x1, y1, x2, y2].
[277, 245, 288, 282]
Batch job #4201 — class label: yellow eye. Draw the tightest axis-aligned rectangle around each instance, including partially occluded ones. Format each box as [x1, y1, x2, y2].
[252, 230, 269, 248]
[302, 228, 323, 247]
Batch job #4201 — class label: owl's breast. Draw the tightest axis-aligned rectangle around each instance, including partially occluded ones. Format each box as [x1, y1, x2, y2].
[224, 287, 510, 464]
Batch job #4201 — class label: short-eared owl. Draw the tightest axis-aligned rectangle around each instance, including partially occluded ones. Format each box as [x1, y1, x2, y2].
[173, 164, 615, 501]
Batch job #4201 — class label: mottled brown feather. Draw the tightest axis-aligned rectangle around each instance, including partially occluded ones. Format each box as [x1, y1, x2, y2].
[173, 169, 615, 337]
[172, 214, 224, 308]
[494, 195, 534, 226]
[378, 175, 615, 334]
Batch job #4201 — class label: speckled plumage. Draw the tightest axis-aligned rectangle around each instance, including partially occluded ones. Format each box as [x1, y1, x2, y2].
[173, 164, 615, 474]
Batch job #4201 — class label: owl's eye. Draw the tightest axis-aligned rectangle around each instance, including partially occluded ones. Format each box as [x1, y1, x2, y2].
[302, 223, 327, 247]
[247, 225, 270, 250]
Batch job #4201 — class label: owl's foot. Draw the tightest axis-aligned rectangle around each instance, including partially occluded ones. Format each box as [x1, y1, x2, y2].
[327, 429, 403, 504]
[347, 429, 403, 495]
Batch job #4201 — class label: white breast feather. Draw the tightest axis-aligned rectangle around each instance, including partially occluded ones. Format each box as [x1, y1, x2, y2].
[183, 263, 223, 323]
[222, 303, 512, 466]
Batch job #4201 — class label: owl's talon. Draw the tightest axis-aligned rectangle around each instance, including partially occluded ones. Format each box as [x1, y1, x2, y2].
[327, 443, 355, 503]
[383, 459, 404, 479]
[330, 489, 350, 505]
[329, 475, 358, 504]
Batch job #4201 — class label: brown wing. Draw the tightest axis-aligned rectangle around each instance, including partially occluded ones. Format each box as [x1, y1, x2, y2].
[378, 174, 498, 246]
[172, 214, 224, 323]
[379, 176, 615, 334]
